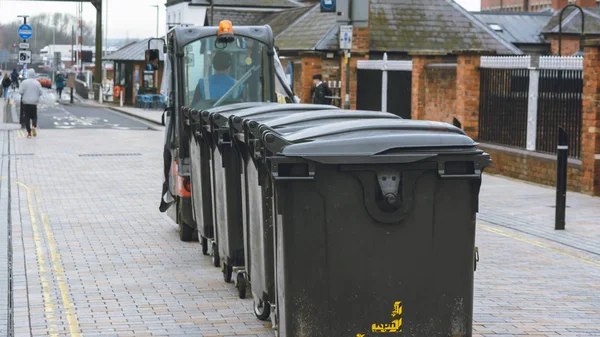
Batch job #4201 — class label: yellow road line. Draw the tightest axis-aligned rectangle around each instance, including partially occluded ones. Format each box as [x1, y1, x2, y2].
[41, 213, 82, 337]
[15, 181, 59, 337]
[34, 187, 81, 337]
[478, 224, 600, 268]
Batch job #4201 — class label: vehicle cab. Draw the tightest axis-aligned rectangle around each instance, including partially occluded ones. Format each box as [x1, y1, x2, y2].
[159, 21, 296, 241]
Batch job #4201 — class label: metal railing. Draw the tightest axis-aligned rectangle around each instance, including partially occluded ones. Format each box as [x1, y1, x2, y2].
[478, 67, 530, 149]
[478, 55, 583, 159]
[536, 68, 583, 158]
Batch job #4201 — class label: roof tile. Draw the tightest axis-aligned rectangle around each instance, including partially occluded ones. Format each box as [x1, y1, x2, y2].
[370, 0, 521, 55]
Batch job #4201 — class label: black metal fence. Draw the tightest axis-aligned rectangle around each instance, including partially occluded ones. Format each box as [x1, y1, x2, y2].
[479, 68, 530, 148]
[536, 69, 583, 158]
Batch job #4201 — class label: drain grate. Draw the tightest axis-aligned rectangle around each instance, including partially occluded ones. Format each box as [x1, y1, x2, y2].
[78, 153, 142, 157]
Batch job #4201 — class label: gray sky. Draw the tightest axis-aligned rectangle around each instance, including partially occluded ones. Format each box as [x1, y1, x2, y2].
[0, 0, 481, 40]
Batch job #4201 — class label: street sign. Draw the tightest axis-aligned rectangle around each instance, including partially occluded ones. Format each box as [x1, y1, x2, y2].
[18, 50, 32, 64]
[18, 24, 33, 40]
[321, 0, 336, 12]
[339, 25, 353, 50]
[19, 43, 30, 49]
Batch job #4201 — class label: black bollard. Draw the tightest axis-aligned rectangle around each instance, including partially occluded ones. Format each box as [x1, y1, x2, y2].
[555, 127, 568, 230]
[70, 87, 74, 104]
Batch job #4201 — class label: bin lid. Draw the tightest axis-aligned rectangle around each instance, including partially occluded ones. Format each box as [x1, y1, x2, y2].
[262, 119, 481, 164]
[256, 110, 400, 136]
[210, 104, 338, 129]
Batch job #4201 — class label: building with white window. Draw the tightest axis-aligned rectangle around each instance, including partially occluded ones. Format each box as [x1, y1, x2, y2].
[165, 0, 303, 30]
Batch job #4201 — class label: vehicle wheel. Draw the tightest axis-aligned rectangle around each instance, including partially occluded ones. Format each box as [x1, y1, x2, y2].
[212, 242, 220, 267]
[237, 273, 247, 299]
[222, 263, 232, 283]
[201, 237, 208, 255]
[254, 299, 271, 321]
[179, 222, 194, 242]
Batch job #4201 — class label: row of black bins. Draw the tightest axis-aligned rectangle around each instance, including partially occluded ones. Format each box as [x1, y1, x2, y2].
[184, 103, 491, 337]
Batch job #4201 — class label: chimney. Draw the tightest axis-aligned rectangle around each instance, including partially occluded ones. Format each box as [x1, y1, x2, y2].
[575, 0, 596, 8]
[551, 0, 568, 10]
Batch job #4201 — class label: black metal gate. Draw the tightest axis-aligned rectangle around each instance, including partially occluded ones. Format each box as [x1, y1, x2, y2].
[356, 58, 413, 119]
[357, 70, 382, 112]
[537, 69, 583, 158]
[387, 71, 412, 119]
[478, 68, 530, 148]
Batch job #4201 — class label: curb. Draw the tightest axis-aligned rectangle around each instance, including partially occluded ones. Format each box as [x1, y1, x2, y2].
[108, 107, 164, 126]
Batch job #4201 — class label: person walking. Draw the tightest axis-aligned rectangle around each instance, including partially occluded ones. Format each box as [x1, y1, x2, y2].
[2, 74, 11, 99]
[10, 69, 20, 89]
[19, 69, 43, 138]
[311, 74, 332, 105]
[55, 73, 66, 99]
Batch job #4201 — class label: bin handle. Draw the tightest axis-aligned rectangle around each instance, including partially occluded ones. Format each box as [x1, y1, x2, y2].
[348, 169, 422, 224]
[438, 172, 482, 179]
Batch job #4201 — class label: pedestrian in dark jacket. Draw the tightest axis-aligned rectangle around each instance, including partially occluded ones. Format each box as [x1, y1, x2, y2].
[10, 69, 19, 88]
[311, 74, 332, 105]
[56, 73, 66, 98]
[2, 74, 11, 99]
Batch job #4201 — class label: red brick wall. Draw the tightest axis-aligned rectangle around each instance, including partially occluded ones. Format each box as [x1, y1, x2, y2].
[582, 40, 600, 195]
[297, 55, 322, 104]
[456, 55, 482, 139]
[411, 55, 443, 120]
[422, 67, 457, 124]
[480, 144, 584, 191]
[410, 44, 600, 195]
[282, 56, 340, 104]
[549, 35, 581, 56]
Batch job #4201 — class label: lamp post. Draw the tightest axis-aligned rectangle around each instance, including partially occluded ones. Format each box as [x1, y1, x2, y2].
[558, 4, 585, 56]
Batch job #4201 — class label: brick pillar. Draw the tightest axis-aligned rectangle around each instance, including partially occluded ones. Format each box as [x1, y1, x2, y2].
[455, 53, 484, 139]
[582, 40, 600, 195]
[410, 54, 443, 120]
[341, 26, 370, 110]
[298, 53, 323, 104]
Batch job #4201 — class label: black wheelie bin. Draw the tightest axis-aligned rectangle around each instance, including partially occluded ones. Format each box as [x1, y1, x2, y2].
[185, 103, 269, 258]
[253, 118, 491, 337]
[201, 103, 339, 286]
[232, 110, 403, 321]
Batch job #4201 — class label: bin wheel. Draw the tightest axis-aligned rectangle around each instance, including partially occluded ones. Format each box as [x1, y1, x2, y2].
[254, 299, 271, 321]
[212, 242, 220, 267]
[178, 222, 195, 242]
[201, 237, 208, 256]
[222, 263, 233, 283]
[236, 273, 247, 299]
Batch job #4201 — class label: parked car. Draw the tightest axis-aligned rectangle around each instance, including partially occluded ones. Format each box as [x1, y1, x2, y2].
[37, 73, 52, 89]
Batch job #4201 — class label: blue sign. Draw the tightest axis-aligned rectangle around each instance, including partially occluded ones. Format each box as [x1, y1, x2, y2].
[321, 0, 336, 12]
[18, 24, 33, 40]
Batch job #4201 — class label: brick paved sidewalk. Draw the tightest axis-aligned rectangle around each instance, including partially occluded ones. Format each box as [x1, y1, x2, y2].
[2, 127, 599, 336]
[479, 174, 600, 255]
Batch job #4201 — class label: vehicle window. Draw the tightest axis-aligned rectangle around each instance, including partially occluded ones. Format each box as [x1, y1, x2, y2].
[183, 36, 273, 110]
[273, 49, 294, 103]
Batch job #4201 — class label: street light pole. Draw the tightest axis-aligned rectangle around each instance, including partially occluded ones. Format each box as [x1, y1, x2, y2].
[558, 4, 585, 56]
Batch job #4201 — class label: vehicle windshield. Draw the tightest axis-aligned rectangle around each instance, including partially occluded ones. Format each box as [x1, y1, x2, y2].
[183, 35, 274, 110]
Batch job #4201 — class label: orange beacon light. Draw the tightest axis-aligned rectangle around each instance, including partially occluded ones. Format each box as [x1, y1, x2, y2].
[217, 20, 235, 43]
